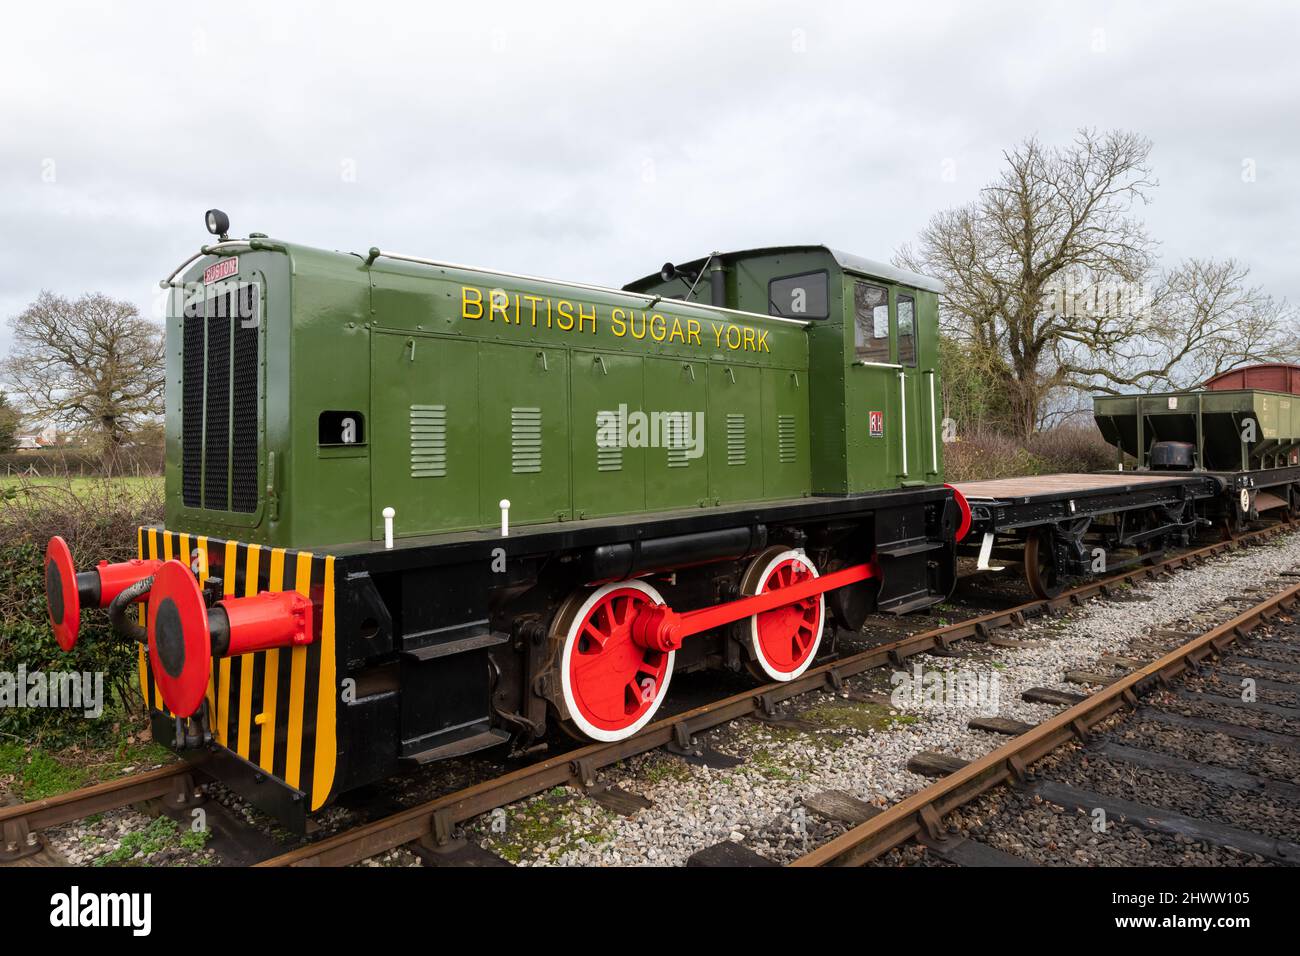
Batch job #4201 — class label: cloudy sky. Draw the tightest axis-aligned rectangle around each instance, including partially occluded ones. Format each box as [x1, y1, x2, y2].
[1, 0, 1296, 361]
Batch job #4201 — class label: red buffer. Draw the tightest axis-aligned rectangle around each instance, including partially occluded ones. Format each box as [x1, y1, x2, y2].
[946, 484, 972, 543]
[146, 559, 314, 717]
[44, 535, 163, 651]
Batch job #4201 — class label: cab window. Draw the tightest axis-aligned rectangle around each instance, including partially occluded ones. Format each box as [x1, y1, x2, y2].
[897, 295, 916, 366]
[769, 271, 828, 319]
[854, 282, 890, 362]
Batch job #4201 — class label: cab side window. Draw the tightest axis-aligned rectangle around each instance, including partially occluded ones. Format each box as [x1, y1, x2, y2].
[769, 271, 829, 319]
[854, 282, 890, 363]
[897, 295, 916, 366]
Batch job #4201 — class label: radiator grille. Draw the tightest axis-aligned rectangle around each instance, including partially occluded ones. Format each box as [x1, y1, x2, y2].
[510, 407, 542, 474]
[181, 298, 205, 507]
[726, 413, 747, 466]
[777, 414, 797, 463]
[596, 447, 623, 472]
[595, 410, 623, 472]
[663, 412, 691, 468]
[231, 285, 260, 512]
[181, 281, 260, 513]
[410, 405, 447, 477]
[203, 307, 231, 508]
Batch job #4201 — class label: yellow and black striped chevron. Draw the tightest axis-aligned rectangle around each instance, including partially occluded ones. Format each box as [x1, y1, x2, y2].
[135, 526, 339, 810]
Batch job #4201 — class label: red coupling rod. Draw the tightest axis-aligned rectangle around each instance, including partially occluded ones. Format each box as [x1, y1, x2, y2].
[632, 561, 878, 653]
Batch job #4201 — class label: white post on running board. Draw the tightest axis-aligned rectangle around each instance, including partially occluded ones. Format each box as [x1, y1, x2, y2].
[382, 507, 395, 550]
[499, 499, 511, 537]
[976, 532, 1005, 571]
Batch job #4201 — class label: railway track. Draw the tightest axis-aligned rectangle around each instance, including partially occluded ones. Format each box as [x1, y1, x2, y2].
[1, 763, 200, 864]
[3, 520, 1292, 867]
[791, 578, 1300, 867]
[258, 521, 1296, 867]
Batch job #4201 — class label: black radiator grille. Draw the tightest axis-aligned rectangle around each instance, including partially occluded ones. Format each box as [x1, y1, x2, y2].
[181, 298, 205, 508]
[231, 285, 260, 513]
[203, 306, 231, 508]
[180, 281, 260, 514]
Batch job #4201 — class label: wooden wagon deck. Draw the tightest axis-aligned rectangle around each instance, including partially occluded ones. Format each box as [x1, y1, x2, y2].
[952, 472, 1194, 502]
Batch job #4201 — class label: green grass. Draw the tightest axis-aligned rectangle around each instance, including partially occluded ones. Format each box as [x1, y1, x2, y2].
[0, 736, 175, 801]
[0, 475, 162, 501]
[749, 746, 797, 781]
[641, 755, 693, 785]
[91, 815, 211, 866]
[475, 791, 613, 864]
[802, 700, 917, 734]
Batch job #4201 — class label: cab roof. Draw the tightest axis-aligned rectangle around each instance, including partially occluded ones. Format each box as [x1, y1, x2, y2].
[624, 244, 944, 294]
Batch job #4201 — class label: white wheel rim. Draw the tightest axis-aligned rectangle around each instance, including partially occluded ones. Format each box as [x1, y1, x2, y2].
[557, 579, 674, 742]
[747, 549, 824, 682]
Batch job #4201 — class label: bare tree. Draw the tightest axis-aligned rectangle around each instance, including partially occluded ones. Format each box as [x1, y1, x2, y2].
[2, 291, 164, 468]
[1062, 257, 1298, 394]
[901, 129, 1300, 439]
[899, 128, 1159, 439]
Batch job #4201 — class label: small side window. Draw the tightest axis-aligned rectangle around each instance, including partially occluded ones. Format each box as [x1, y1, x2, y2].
[768, 271, 829, 319]
[854, 282, 890, 362]
[897, 295, 916, 366]
[319, 410, 365, 446]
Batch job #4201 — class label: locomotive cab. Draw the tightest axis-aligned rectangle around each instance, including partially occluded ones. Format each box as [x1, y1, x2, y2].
[625, 246, 946, 496]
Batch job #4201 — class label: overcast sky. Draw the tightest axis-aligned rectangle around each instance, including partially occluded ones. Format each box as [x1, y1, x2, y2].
[1, 0, 1297, 365]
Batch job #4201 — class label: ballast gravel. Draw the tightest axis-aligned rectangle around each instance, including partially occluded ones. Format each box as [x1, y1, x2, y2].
[463, 529, 1300, 866]
[882, 748, 1278, 868]
[1111, 716, 1300, 782]
[28, 531, 1299, 867]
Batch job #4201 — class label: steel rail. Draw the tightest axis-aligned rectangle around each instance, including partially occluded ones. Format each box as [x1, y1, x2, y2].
[790, 578, 1300, 867]
[1, 760, 206, 863]
[258, 521, 1290, 867]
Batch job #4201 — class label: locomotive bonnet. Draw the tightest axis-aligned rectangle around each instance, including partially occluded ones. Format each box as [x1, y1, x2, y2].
[44, 214, 965, 829]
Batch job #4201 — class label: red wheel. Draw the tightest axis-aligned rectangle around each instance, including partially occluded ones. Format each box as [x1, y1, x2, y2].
[552, 580, 673, 742]
[45, 536, 81, 652]
[740, 548, 824, 681]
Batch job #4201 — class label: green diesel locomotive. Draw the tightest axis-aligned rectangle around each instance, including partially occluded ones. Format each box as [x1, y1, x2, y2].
[44, 212, 965, 828]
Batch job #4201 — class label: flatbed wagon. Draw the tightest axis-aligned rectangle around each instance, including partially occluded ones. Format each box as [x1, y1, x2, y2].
[951, 471, 1220, 598]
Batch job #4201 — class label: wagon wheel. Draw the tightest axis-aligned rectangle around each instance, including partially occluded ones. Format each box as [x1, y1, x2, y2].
[547, 580, 674, 743]
[1289, 486, 1300, 522]
[1143, 501, 1184, 563]
[1022, 530, 1062, 600]
[735, 547, 825, 682]
[1220, 494, 1248, 539]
